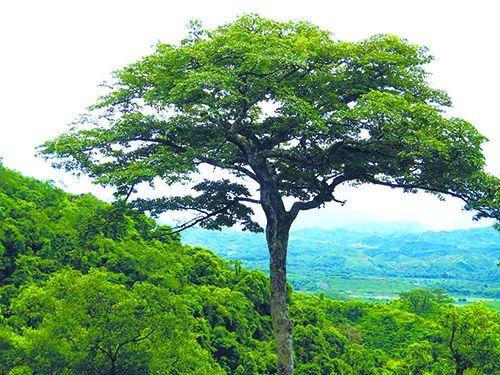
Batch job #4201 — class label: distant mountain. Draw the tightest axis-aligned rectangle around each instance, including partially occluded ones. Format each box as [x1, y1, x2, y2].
[182, 226, 500, 298]
[296, 221, 426, 234]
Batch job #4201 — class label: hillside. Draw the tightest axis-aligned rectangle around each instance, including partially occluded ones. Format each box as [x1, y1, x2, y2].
[182, 226, 500, 300]
[0, 165, 498, 374]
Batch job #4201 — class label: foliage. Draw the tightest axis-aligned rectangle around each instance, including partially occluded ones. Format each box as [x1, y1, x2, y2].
[1, 159, 498, 373]
[37, 14, 499, 372]
[39, 15, 499, 229]
[440, 304, 500, 374]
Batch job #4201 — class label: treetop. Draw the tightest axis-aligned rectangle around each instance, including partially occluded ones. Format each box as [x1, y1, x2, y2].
[40, 14, 499, 231]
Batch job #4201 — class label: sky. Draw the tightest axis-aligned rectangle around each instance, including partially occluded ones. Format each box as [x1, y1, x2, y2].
[0, 0, 498, 231]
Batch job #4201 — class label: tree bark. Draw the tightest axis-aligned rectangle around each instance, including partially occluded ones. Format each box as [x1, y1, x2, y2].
[254, 159, 295, 374]
[449, 326, 467, 375]
[110, 358, 117, 375]
[454, 358, 466, 375]
[266, 219, 294, 374]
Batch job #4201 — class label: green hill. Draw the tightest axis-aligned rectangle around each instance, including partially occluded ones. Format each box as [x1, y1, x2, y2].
[182, 226, 500, 300]
[0, 165, 498, 374]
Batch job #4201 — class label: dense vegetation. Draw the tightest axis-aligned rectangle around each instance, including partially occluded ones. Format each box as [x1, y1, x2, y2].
[0, 165, 498, 374]
[183, 227, 500, 300]
[39, 14, 500, 373]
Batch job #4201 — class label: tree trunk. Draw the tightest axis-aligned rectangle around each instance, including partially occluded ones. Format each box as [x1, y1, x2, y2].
[110, 359, 117, 375]
[266, 220, 294, 374]
[454, 360, 466, 375]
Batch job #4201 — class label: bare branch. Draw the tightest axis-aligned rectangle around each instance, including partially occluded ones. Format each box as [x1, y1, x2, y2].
[289, 175, 348, 217]
[169, 205, 234, 234]
[123, 184, 136, 203]
[363, 176, 493, 219]
[113, 329, 156, 358]
[236, 197, 262, 204]
[164, 196, 260, 234]
[364, 176, 465, 200]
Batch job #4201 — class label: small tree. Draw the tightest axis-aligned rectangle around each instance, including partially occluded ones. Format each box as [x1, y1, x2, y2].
[40, 15, 499, 374]
[440, 304, 500, 375]
[399, 288, 453, 315]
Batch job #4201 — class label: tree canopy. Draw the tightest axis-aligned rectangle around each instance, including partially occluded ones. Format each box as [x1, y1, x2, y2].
[40, 14, 499, 229]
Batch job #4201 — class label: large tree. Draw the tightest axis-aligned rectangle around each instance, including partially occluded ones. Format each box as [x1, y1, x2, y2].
[40, 15, 499, 374]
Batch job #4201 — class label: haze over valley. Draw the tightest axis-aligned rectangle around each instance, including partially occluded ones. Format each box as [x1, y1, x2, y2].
[183, 226, 500, 302]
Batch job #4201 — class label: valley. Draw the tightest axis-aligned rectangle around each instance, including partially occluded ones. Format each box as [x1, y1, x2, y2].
[182, 226, 500, 302]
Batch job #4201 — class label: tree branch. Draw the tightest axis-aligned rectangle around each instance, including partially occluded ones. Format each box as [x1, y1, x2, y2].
[236, 197, 262, 204]
[139, 136, 259, 181]
[364, 176, 495, 220]
[113, 329, 156, 359]
[364, 176, 466, 200]
[164, 195, 261, 234]
[289, 175, 348, 217]
[169, 205, 235, 234]
[123, 184, 136, 202]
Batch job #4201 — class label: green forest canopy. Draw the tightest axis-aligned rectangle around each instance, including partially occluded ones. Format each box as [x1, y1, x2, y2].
[0, 164, 498, 373]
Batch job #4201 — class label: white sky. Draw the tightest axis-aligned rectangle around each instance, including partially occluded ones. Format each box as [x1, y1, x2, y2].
[0, 0, 498, 231]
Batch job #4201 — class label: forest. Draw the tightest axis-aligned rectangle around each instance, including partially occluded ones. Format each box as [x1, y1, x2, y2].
[0, 164, 498, 374]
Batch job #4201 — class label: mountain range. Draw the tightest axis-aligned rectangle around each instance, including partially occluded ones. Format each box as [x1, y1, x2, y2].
[182, 226, 500, 299]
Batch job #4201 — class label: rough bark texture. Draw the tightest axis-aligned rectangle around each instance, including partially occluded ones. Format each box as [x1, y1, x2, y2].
[110, 359, 117, 375]
[267, 221, 293, 374]
[254, 158, 296, 374]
